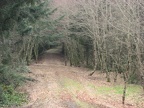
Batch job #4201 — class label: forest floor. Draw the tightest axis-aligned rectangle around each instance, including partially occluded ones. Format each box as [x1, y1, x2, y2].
[18, 48, 144, 108]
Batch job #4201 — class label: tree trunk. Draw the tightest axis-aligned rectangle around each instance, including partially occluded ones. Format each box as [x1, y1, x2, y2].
[89, 40, 97, 76]
[122, 73, 127, 104]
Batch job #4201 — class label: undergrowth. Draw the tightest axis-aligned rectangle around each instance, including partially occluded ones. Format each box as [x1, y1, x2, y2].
[0, 85, 27, 107]
[0, 64, 29, 107]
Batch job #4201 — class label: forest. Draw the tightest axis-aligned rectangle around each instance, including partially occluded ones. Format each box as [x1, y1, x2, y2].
[0, 0, 144, 108]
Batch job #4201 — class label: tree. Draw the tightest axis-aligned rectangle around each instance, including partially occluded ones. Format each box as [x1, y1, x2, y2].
[61, 0, 144, 104]
[0, 0, 58, 106]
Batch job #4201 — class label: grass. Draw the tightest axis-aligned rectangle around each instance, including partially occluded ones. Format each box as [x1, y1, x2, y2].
[0, 85, 27, 107]
[61, 77, 143, 97]
[60, 77, 95, 107]
[88, 83, 142, 96]
[60, 77, 143, 107]
[88, 83, 113, 94]
[61, 77, 84, 92]
[73, 98, 94, 108]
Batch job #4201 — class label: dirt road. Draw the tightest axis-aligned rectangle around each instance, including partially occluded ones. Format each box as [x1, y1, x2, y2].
[20, 48, 144, 108]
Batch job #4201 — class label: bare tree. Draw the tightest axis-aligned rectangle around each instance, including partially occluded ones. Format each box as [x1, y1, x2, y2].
[61, 0, 144, 96]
